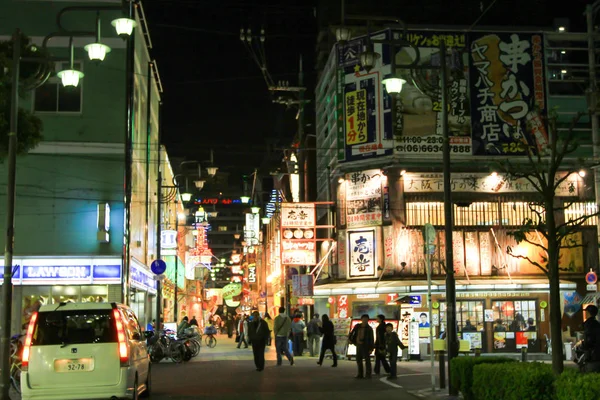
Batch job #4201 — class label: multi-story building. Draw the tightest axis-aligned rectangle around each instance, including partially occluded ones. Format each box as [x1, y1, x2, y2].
[0, 0, 163, 331]
[312, 16, 600, 354]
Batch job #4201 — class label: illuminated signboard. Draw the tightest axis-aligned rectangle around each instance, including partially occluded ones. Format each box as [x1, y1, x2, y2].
[248, 264, 257, 283]
[280, 203, 317, 266]
[193, 197, 243, 205]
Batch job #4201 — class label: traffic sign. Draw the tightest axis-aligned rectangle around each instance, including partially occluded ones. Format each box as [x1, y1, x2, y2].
[150, 259, 167, 275]
[586, 271, 598, 285]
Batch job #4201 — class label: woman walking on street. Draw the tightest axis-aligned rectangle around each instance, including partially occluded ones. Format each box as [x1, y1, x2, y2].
[317, 314, 337, 367]
[291, 313, 306, 356]
[264, 312, 274, 346]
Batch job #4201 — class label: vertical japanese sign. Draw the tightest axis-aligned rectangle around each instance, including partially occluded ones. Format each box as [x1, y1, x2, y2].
[345, 88, 368, 145]
[348, 229, 376, 278]
[470, 32, 547, 155]
[280, 203, 317, 266]
[345, 169, 383, 228]
[391, 31, 472, 157]
[338, 31, 394, 162]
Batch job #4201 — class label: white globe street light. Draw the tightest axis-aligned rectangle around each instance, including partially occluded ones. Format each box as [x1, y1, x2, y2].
[382, 77, 407, 94]
[111, 18, 137, 37]
[57, 69, 84, 87]
[84, 42, 111, 61]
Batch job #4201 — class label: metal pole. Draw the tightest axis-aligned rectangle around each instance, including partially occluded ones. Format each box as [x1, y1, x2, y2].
[122, 0, 135, 305]
[587, 4, 600, 262]
[427, 252, 435, 392]
[440, 40, 458, 396]
[174, 211, 178, 323]
[1, 29, 20, 400]
[145, 62, 152, 268]
[298, 55, 305, 202]
[156, 100, 163, 332]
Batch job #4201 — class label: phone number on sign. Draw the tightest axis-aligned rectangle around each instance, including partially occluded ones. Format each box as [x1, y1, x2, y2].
[396, 144, 472, 154]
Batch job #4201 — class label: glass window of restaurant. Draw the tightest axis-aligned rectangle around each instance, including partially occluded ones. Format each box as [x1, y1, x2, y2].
[440, 300, 485, 349]
[492, 299, 538, 352]
[352, 302, 400, 320]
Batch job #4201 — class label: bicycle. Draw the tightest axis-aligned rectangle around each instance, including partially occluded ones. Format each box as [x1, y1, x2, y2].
[9, 350, 22, 393]
[204, 333, 217, 348]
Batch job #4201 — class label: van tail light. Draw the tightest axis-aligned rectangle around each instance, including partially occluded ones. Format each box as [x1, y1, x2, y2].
[112, 309, 129, 366]
[22, 311, 38, 371]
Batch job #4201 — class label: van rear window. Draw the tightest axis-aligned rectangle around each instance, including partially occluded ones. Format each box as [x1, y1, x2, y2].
[32, 309, 117, 346]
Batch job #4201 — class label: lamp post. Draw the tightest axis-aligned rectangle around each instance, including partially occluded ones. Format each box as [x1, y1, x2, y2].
[1, 7, 136, 398]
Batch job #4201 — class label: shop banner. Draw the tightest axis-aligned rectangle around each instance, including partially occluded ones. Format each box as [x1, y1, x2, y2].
[348, 229, 377, 278]
[291, 274, 314, 297]
[345, 169, 383, 228]
[130, 263, 157, 294]
[338, 31, 394, 162]
[280, 203, 317, 266]
[391, 31, 472, 157]
[402, 172, 577, 196]
[1, 260, 122, 285]
[470, 32, 547, 156]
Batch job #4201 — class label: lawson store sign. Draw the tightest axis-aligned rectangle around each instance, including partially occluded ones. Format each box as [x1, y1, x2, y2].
[0, 257, 122, 285]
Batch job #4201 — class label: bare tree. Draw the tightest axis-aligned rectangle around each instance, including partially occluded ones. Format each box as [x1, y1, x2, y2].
[499, 113, 599, 374]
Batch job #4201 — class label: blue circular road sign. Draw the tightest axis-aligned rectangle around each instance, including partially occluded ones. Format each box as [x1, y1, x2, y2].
[151, 259, 167, 275]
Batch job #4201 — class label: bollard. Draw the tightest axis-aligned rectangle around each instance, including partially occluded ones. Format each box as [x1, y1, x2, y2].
[475, 348, 481, 357]
[439, 351, 446, 389]
[521, 346, 528, 362]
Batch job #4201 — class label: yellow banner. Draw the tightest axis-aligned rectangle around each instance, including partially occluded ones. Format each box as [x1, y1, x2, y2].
[345, 89, 367, 145]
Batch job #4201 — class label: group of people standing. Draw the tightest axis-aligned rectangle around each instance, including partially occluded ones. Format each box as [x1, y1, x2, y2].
[348, 314, 405, 380]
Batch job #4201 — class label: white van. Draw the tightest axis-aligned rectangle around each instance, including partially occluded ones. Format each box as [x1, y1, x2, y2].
[21, 302, 151, 400]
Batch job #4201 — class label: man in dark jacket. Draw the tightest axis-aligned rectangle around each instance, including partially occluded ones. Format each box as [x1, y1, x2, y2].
[249, 311, 270, 371]
[583, 304, 600, 372]
[374, 314, 391, 375]
[349, 314, 375, 379]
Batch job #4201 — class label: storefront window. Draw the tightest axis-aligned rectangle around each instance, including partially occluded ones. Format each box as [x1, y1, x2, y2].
[492, 300, 538, 351]
[352, 303, 399, 320]
[81, 285, 108, 303]
[22, 287, 51, 328]
[52, 286, 81, 304]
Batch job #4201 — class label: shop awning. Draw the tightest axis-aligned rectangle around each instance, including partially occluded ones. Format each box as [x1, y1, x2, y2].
[313, 278, 576, 296]
[580, 292, 600, 305]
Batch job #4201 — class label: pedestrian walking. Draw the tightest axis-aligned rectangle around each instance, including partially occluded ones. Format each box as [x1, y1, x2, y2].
[177, 316, 189, 337]
[249, 311, 270, 371]
[264, 312, 274, 346]
[374, 314, 391, 375]
[273, 307, 294, 366]
[582, 304, 600, 372]
[189, 315, 199, 327]
[349, 314, 374, 379]
[307, 313, 321, 357]
[291, 313, 306, 356]
[385, 323, 406, 380]
[227, 314, 234, 338]
[317, 314, 337, 367]
[237, 314, 249, 349]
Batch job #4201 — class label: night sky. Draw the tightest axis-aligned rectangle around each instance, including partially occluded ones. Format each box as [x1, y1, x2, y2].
[143, 0, 592, 180]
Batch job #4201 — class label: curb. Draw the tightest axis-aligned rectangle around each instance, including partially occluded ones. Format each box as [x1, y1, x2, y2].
[408, 388, 461, 400]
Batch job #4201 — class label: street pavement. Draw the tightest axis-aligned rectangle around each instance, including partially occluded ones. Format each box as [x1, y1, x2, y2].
[10, 334, 458, 400]
[149, 334, 457, 400]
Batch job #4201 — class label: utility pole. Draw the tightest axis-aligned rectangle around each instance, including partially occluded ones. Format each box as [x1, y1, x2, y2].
[156, 101, 163, 332]
[587, 2, 600, 260]
[298, 55, 306, 202]
[440, 40, 458, 396]
[1, 29, 20, 400]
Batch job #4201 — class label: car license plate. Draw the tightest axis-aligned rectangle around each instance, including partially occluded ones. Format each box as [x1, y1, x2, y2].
[54, 358, 94, 372]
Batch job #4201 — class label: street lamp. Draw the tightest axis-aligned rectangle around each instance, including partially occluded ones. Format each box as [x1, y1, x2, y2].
[261, 217, 270, 225]
[382, 77, 407, 94]
[359, 43, 380, 73]
[181, 192, 192, 202]
[240, 196, 251, 204]
[251, 206, 261, 214]
[57, 37, 84, 87]
[84, 13, 111, 61]
[111, 17, 137, 37]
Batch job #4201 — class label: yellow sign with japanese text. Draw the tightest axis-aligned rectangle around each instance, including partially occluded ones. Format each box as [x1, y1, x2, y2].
[345, 89, 367, 145]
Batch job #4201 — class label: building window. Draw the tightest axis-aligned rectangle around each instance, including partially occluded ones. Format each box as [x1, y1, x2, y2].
[492, 300, 537, 332]
[406, 202, 444, 226]
[218, 226, 228, 232]
[564, 202, 598, 226]
[34, 61, 83, 113]
[501, 202, 544, 226]
[405, 202, 498, 226]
